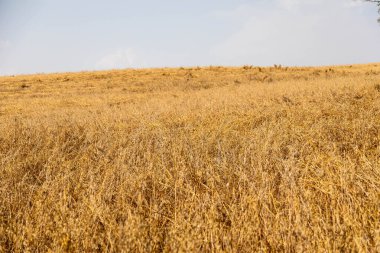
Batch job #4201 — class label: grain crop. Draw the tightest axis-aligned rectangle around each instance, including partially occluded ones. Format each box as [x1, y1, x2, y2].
[0, 64, 379, 252]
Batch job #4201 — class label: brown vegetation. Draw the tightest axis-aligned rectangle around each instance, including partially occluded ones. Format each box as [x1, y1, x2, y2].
[0, 64, 380, 252]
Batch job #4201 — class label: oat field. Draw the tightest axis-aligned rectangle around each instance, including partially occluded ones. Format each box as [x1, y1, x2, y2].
[0, 64, 380, 252]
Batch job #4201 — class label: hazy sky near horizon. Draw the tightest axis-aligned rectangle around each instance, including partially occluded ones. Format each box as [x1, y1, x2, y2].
[0, 0, 380, 75]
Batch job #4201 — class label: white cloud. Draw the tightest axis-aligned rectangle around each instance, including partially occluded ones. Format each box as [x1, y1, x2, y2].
[344, 1, 365, 8]
[95, 48, 146, 70]
[210, 4, 256, 20]
[277, 0, 303, 10]
[0, 40, 11, 49]
[210, 0, 380, 66]
[277, 0, 364, 10]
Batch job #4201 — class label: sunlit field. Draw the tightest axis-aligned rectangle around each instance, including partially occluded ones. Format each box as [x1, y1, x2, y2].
[0, 64, 379, 252]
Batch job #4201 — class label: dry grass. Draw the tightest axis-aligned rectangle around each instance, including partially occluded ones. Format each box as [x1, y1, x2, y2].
[0, 64, 380, 252]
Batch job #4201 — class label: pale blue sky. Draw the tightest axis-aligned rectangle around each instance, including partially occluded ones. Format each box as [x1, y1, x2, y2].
[0, 0, 379, 75]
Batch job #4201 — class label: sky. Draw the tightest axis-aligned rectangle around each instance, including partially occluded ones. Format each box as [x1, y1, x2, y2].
[0, 0, 380, 75]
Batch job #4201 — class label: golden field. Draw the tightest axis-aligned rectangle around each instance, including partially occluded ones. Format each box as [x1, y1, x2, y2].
[0, 64, 380, 252]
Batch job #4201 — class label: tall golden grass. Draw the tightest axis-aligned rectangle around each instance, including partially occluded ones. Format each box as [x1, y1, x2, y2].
[0, 64, 380, 252]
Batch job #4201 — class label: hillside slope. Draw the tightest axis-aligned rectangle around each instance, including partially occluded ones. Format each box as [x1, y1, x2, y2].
[1, 64, 380, 252]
